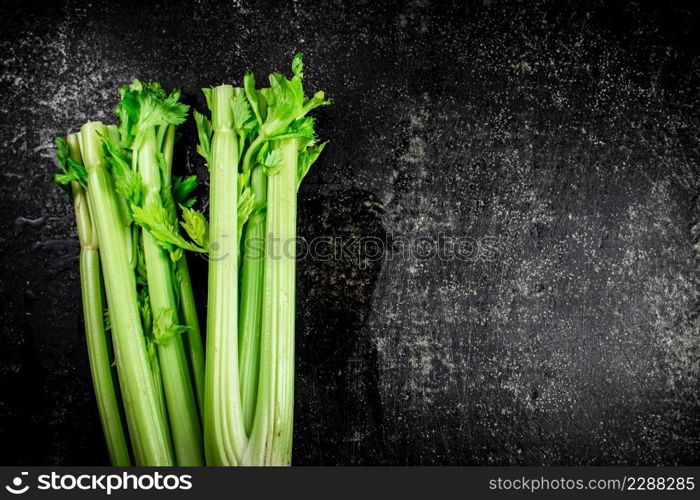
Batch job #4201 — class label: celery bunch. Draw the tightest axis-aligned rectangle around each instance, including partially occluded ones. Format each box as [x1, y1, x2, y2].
[54, 54, 329, 467]
[196, 53, 329, 465]
[54, 82, 206, 466]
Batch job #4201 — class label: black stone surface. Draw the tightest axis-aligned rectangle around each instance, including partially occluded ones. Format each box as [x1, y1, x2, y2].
[1, 0, 699, 465]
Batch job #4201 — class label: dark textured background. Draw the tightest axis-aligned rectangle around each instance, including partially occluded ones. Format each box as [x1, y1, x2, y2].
[1, 0, 699, 465]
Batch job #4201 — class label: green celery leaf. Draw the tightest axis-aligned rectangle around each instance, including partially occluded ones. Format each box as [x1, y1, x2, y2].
[180, 207, 209, 250]
[258, 54, 331, 139]
[297, 141, 327, 189]
[173, 175, 198, 203]
[232, 90, 256, 135]
[262, 149, 282, 175]
[237, 187, 255, 237]
[103, 138, 142, 214]
[53, 137, 88, 189]
[116, 80, 190, 148]
[153, 309, 191, 345]
[193, 110, 212, 165]
[132, 203, 206, 256]
[244, 73, 263, 126]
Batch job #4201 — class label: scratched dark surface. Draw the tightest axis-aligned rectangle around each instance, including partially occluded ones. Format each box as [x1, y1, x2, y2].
[0, 0, 699, 465]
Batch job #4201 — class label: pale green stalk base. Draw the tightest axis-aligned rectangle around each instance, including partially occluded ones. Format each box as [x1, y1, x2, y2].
[238, 220, 265, 436]
[147, 340, 170, 459]
[204, 85, 247, 465]
[175, 255, 206, 418]
[138, 128, 204, 466]
[238, 166, 267, 436]
[161, 124, 206, 420]
[244, 138, 298, 466]
[68, 134, 131, 466]
[80, 248, 132, 466]
[80, 121, 173, 466]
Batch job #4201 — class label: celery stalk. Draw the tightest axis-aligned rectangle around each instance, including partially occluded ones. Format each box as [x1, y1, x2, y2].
[67, 134, 131, 466]
[267, 138, 298, 464]
[236, 54, 329, 465]
[80, 121, 173, 466]
[244, 138, 298, 466]
[238, 165, 267, 435]
[175, 255, 205, 417]
[161, 123, 206, 418]
[137, 127, 204, 465]
[204, 85, 247, 465]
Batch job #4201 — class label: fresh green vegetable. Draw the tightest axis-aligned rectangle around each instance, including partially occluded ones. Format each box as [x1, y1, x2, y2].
[174, 254, 206, 417]
[202, 85, 248, 465]
[78, 121, 174, 465]
[246, 137, 299, 465]
[55, 133, 131, 466]
[197, 53, 329, 466]
[55, 82, 207, 466]
[111, 81, 205, 465]
[54, 54, 328, 466]
[237, 165, 266, 436]
[245, 55, 328, 466]
[163, 124, 206, 418]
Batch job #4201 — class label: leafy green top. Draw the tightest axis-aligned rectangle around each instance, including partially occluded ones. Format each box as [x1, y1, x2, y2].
[195, 53, 331, 234]
[115, 80, 189, 149]
[105, 80, 207, 259]
[54, 137, 87, 192]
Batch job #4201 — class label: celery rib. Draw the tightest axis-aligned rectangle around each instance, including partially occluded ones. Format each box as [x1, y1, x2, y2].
[67, 134, 131, 466]
[80, 121, 173, 466]
[161, 123, 206, 420]
[238, 165, 267, 436]
[244, 139, 298, 465]
[137, 128, 204, 466]
[204, 85, 248, 465]
[175, 255, 206, 417]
